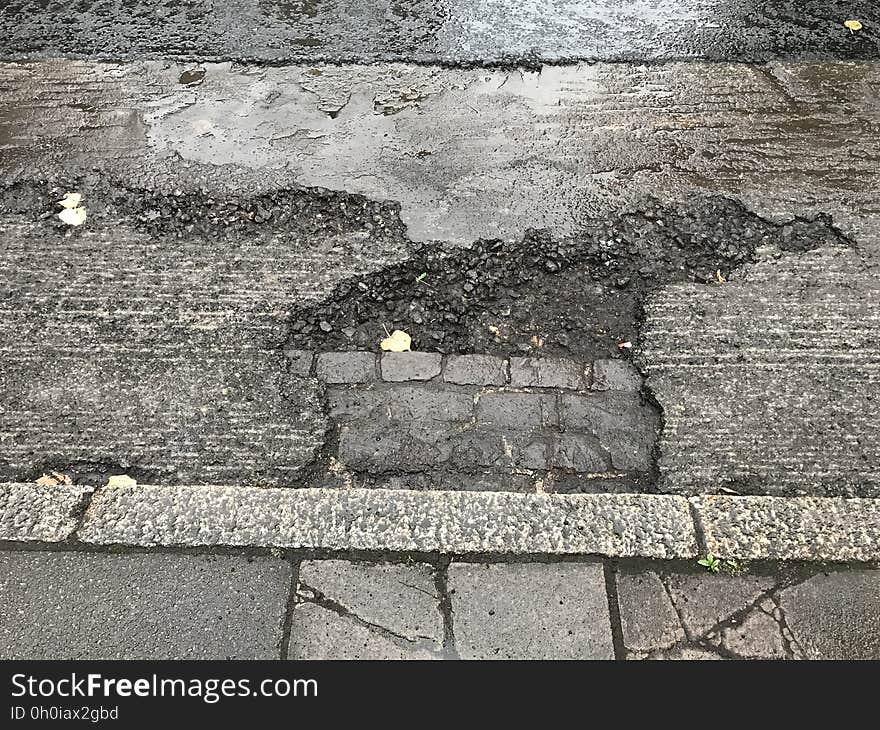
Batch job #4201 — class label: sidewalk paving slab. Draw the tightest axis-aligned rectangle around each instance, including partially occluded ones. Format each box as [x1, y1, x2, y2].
[0, 551, 291, 659]
[448, 562, 614, 659]
[289, 560, 443, 660]
[615, 566, 880, 659]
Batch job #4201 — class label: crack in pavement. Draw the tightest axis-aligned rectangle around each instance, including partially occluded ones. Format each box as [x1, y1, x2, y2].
[294, 580, 442, 652]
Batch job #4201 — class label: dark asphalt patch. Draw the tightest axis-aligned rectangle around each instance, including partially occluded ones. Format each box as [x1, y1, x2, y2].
[0, 179, 410, 246]
[286, 196, 852, 359]
[1, 1, 879, 64]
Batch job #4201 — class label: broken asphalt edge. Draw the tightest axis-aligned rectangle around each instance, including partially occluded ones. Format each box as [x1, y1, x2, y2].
[1, 482, 877, 562]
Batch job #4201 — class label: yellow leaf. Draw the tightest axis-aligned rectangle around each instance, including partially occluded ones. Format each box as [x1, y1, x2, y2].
[35, 471, 72, 487]
[380, 329, 412, 352]
[845, 19, 863, 31]
[58, 207, 87, 226]
[106, 474, 137, 488]
[57, 192, 82, 209]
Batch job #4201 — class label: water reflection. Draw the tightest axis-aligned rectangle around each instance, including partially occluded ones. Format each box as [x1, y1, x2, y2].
[252, 0, 878, 60]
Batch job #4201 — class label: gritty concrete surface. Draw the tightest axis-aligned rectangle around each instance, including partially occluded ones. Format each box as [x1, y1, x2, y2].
[448, 562, 614, 659]
[615, 565, 880, 660]
[288, 603, 439, 660]
[778, 570, 880, 660]
[2, 1, 879, 64]
[643, 247, 880, 498]
[693, 495, 880, 561]
[296, 560, 443, 643]
[0, 551, 291, 659]
[443, 355, 508, 386]
[75, 484, 698, 558]
[615, 570, 685, 653]
[0, 482, 92, 542]
[290, 560, 443, 659]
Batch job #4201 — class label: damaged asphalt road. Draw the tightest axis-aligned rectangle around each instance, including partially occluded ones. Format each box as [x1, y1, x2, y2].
[1, 55, 879, 497]
[1, 0, 880, 64]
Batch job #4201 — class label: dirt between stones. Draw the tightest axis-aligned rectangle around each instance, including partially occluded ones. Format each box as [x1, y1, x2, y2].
[287, 195, 851, 359]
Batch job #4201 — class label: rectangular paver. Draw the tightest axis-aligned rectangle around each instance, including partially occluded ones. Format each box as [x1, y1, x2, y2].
[448, 562, 614, 659]
[0, 551, 291, 659]
[289, 560, 443, 659]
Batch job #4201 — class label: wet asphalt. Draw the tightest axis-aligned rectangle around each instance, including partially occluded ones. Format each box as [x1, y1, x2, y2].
[1, 5, 878, 497]
[0, 0, 879, 64]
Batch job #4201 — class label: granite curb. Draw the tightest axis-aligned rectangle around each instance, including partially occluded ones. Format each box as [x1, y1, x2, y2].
[2, 482, 878, 562]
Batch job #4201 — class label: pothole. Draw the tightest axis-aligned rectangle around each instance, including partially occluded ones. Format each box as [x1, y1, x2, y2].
[285, 195, 849, 359]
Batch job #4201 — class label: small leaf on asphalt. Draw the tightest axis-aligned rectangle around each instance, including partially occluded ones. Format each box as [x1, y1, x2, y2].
[844, 19, 863, 32]
[58, 206, 87, 226]
[380, 329, 412, 352]
[106, 474, 137, 488]
[57, 192, 82, 209]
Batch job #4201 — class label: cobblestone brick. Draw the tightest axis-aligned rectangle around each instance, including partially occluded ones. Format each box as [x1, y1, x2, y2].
[449, 430, 550, 470]
[475, 392, 557, 429]
[326, 387, 384, 421]
[316, 351, 376, 384]
[328, 386, 473, 424]
[384, 387, 473, 423]
[550, 433, 611, 472]
[338, 422, 454, 470]
[561, 392, 659, 471]
[381, 352, 442, 381]
[591, 359, 642, 392]
[509, 357, 587, 389]
[443, 355, 508, 386]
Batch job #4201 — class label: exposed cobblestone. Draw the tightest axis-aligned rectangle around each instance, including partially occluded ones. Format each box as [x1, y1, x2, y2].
[550, 433, 611, 472]
[311, 351, 658, 489]
[475, 392, 558, 429]
[509, 357, 588, 390]
[380, 352, 442, 382]
[591, 359, 642, 392]
[315, 351, 376, 384]
[443, 354, 508, 386]
[560, 392, 659, 472]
